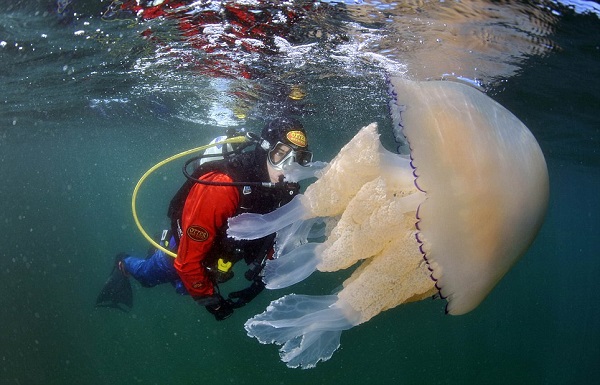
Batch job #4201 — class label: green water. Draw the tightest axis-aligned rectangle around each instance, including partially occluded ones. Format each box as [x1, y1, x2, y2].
[1, 1, 599, 384]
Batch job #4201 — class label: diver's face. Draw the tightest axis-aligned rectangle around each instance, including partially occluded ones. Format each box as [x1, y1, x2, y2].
[267, 159, 284, 183]
[265, 142, 313, 183]
[266, 143, 293, 183]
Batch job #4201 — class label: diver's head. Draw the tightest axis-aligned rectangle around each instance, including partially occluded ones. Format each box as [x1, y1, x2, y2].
[258, 117, 312, 183]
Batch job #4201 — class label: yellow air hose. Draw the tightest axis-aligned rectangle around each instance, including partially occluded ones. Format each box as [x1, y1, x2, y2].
[131, 135, 248, 258]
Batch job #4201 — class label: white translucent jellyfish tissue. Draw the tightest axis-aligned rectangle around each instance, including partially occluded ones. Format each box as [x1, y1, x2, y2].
[282, 160, 328, 183]
[229, 78, 549, 369]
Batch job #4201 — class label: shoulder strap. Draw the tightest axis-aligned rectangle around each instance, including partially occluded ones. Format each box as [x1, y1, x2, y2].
[167, 159, 230, 241]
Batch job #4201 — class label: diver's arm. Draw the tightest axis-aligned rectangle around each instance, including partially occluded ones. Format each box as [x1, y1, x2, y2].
[174, 172, 240, 300]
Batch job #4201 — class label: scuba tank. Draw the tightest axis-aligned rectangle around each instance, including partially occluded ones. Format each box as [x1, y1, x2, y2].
[199, 135, 233, 165]
[192, 129, 248, 169]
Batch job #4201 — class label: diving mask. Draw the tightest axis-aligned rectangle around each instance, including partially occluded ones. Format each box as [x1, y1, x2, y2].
[267, 142, 313, 171]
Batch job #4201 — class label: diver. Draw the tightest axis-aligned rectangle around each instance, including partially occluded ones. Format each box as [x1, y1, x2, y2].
[96, 117, 313, 320]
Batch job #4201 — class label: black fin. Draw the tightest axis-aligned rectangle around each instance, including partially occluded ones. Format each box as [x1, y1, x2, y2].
[96, 254, 133, 312]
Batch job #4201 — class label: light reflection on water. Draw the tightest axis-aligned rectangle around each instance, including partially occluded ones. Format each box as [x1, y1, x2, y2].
[0, 0, 578, 127]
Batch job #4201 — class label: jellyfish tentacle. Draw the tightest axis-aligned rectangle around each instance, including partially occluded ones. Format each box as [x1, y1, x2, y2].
[274, 217, 323, 257]
[263, 243, 322, 289]
[245, 294, 359, 369]
[228, 195, 307, 240]
[283, 161, 328, 182]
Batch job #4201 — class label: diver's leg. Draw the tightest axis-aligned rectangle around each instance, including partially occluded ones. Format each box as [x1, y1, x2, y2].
[122, 249, 180, 288]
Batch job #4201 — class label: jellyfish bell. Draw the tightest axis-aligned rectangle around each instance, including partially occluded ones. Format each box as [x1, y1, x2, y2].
[229, 78, 549, 368]
[389, 78, 549, 314]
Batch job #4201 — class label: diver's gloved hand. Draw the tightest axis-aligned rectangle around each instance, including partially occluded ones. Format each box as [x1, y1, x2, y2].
[203, 295, 234, 321]
[194, 293, 221, 307]
[228, 280, 265, 309]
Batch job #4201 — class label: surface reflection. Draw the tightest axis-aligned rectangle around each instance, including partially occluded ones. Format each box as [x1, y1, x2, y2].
[343, 0, 559, 84]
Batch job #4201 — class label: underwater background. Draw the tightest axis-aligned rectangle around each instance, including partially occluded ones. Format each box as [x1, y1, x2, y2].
[0, 0, 598, 384]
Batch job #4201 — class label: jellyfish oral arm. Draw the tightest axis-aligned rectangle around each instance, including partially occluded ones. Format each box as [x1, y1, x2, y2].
[245, 294, 361, 369]
[227, 194, 307, 240]
[263, 243, 322, 289]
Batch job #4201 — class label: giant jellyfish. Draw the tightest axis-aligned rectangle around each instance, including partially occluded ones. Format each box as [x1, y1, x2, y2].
[228, 78, 549, 369]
